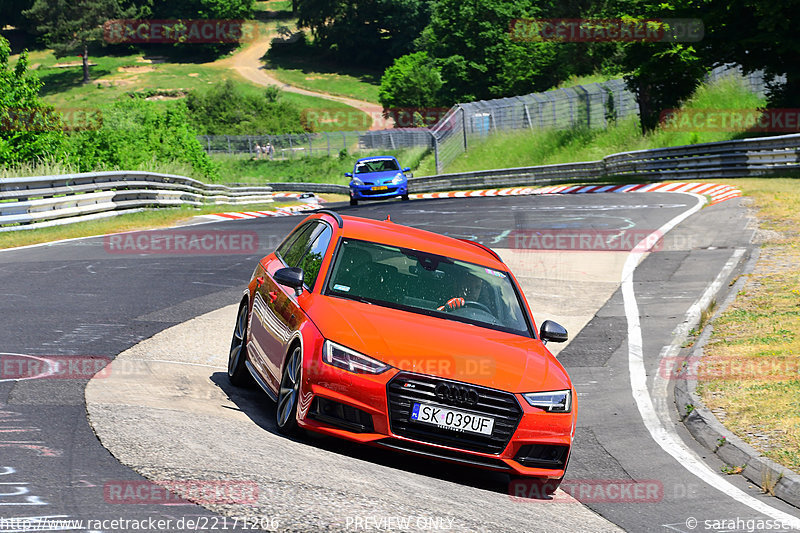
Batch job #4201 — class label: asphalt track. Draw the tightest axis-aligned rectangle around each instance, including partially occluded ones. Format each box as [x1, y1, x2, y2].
[1, 192, 799, 532]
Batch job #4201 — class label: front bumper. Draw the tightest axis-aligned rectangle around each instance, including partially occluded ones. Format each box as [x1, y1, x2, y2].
[297, 348, 574, 478]
[350, 184, 407, 200]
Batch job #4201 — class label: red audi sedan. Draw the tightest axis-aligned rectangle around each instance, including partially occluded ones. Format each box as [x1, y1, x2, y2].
[228, 210, 575, 489]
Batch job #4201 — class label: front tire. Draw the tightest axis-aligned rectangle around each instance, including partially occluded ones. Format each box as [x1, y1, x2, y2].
[350, 197, 358, 206]
[276, 345, 302, 435]
[228, 303, 253, 387]
[401, 193, 409, 201]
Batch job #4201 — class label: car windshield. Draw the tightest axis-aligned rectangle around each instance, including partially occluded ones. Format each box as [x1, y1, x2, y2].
[354, 159, 400, 174]
[325, 238, 532, 337]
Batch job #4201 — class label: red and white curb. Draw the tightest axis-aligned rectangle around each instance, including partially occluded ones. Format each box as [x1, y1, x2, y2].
[197, 203, 323, 222]
[198, 182, 741, 222]
[409, 182, 741, 205]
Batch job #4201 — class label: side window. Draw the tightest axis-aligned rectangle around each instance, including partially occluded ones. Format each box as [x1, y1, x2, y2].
[278, 223, 316, 267]
[297, 225, 333, 290]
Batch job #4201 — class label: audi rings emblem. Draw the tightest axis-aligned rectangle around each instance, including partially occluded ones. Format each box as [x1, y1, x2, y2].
[434, 383, 479, 406]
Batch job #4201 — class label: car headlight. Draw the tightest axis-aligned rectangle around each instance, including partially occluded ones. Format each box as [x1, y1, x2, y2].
[322, 340, 390, 374]
[391, 173, 405, 184]
[351, 177, 364, 186]
[522, 390, 572, 413]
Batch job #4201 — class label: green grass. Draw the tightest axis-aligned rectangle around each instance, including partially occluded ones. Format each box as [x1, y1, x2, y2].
[269, 64, 382, 104]
[14, 44, 371, 131]
[696, 177, 800, 473]
[555, 72, 619, 88]
[212, 146, 429, 184]
[416, 74, 768, 176]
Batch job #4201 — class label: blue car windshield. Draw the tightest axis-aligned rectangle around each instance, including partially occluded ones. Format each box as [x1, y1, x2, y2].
[354, 159, 400, 174]
[325, 239, 533, 337]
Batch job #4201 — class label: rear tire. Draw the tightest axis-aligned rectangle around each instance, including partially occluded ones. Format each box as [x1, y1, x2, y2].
[228, 303, 253, 387]
[276, 345, 302, 435]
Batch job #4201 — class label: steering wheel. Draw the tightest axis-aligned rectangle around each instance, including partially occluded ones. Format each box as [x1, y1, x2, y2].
[463, 300, 493, 315]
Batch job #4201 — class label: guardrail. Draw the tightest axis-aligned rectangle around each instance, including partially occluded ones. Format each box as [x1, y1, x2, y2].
[3, 133, 798, 231]
[0, 171, 275, 232]
[270, 133, 800, 194]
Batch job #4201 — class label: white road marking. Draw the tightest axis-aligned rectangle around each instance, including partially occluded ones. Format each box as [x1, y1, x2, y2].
[622, 194, 800, 526]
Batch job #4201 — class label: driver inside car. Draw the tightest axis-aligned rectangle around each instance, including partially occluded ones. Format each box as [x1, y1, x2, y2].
[438, 273, 485, 312]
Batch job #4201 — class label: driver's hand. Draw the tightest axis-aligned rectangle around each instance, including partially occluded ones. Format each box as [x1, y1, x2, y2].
[437, 297, 465, 311]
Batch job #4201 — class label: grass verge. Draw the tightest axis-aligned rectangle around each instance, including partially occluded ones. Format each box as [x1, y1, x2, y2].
[696, 177, 800, 473]
[211, 146, 429, 185]
[0, 202, 300, 250]
[415, 73, 766, 176]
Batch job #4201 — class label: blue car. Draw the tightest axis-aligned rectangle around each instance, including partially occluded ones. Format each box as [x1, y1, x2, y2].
[345, 156, 411, 206]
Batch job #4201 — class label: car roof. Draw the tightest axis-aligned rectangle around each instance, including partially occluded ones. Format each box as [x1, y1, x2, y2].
[356, 156, 398, 163]
[315, 213, 506, 269]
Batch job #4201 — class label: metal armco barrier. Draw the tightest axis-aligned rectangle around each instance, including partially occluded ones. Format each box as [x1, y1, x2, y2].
[3, 133, 799, 231]
[0, 171, 274, 232]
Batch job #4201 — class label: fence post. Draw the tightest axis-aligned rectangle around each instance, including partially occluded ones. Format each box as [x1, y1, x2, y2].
[227, 136, 231, 154]
[523, 104, 533, 132]
[431, 131, 440, 174]
[342, 131, 347, 153]
[326, 132, 331, 157]
[461, 107, 468, 151]
[307, 133, 312, 156]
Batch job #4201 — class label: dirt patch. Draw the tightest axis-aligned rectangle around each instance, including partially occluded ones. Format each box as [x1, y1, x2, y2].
[137, 56, 167, 64]
[96, 77, 139, 88]
[188, 73, 200, 77]
[52, 62, 97, 68]
[118, 65, 156, 73]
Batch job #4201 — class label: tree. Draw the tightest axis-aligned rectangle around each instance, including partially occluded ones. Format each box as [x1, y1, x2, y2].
[696, 0, 800, 107]
[146, 0, 254, 20]
[296, 0, 431, 67]
[0, 36, 65, 165]
[23, 0, 138, 84]
[419, 0, 570, 104]
[0, 0, 35, 29]
[378, 52, 442, 120]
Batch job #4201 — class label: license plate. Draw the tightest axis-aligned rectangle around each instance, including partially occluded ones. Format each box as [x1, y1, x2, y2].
[410, 403, 494, 436]
[371, 185, 388, 191]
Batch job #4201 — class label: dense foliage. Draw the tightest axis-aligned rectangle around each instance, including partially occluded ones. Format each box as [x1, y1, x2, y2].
[146, 0, 254, 19]
[0, 36, 65, 165]
[295, 0, 431, 67]
[66, 98, 218, 178]
[185, 80, 309, 135]
[24, 0, 139, 83]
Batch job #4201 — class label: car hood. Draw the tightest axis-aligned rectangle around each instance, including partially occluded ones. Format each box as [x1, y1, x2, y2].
[352, 170, 405, 184]
[305, 295, 570, 393]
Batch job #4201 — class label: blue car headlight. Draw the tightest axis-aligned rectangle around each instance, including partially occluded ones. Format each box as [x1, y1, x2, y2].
[391, 173, 405, 185]
[351, 177, 364, 187]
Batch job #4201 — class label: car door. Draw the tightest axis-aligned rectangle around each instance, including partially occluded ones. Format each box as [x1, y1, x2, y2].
[249, 223, 315, 392]
[253, 221, 333, 388]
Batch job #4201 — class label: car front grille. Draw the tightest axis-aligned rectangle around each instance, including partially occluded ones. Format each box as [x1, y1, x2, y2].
[387, 372, 522, 455]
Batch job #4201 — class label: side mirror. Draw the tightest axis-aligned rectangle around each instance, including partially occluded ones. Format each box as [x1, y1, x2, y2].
[274, 267, 304, 296]
[402, 167, 411, 172]
[345, 172, 353, 178]
[540, 320, 568, 344]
